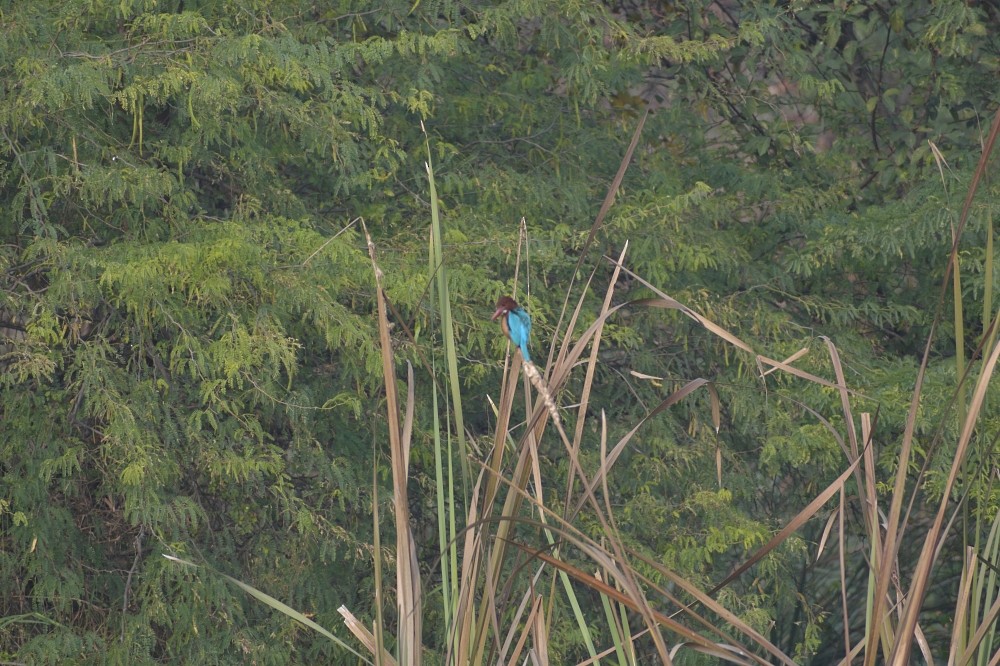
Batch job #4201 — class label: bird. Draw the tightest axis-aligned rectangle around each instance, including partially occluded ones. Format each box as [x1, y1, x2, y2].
[491, 295, 532, 362]
[492, 295, 560, 425]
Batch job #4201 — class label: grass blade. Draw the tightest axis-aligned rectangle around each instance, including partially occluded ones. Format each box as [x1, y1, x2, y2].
[364, 221, 421, 664]
[161, 554, 371, 664]
[423, 124, 470, 490]
[892, 336, 1000, 664]
[888, 105, 1000, 665]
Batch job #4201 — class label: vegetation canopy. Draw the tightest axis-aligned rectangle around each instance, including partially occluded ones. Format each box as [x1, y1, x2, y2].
[1, 1, 998, 664]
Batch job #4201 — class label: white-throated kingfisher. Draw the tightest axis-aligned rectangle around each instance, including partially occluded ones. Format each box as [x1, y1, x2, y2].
[492, 295, 560, 424]
[492, 296, 532, 362]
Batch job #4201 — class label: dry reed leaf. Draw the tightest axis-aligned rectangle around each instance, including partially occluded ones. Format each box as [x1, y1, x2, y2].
[631, 551, 794, 666]
[815, 507, 839, 563]
[566, 242, 628, 515]
[708, 382, 721, 433]
[838, 488, 851, 660]
[960, 584, 1000, 665]
[598, 412, 619, 550]
[484, 351, 522, 510]
[881, 104, 1000, 666]
[533, 595, 549, 666]
[627, 289, 754, 355]
[835, 640, 866, 666]
[824, 338, 859, 458]
[504, 506, 783, 662]
[491, 471, 780, 663]
[516, 544, 774, 665]
[550, 110, 648, 366]
[860, 413, 879, 537]
[603, 264, 871, 398]
[575, 628, 651, 666]
[505, 594, 543, 666]
[756, 352, 862, 395]
[448, 473, 484, 664]
[761, 347, 809, 376]
[949, 547, 977, 665]
[710, 452, 865, 598]
[498, 571, 546, 664]
[928, 139, 952, 184]
[709, 382, 722, 486]
[338, 606, 396, 665]
[571, 377, 710, 519]
[915, 622, 935, 665]
[891, 336, 1000, 665]
[668, 642, 758, 665]
[364, 222, 421, 665]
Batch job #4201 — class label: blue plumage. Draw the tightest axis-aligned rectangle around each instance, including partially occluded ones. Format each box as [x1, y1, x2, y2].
[492, 296, 532, 363]
[492, 295, 561, 424]
[505, 306, 532, 362]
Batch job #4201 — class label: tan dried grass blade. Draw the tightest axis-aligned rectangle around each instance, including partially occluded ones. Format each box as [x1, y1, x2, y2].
[515, 544, 759, 664]
[505, 594, 543, 666]
[815, 507, 839, 564]
[710, 450, 864, 597]
[448, 472, 484, 665]
[532, 594, 549, 666]
[162, 554, 370, 663]
[364, 222, 421, 665]
[838, 489, 851, 660]
[824, 339, 860, 459]
[761, 347, 810, 376]
[835, 640, 866, 666]
[371, 442, 385, 665]
[960, 580, 1000, 666]
[550, 110, 648, 369]
[891, 336, 1000, 664]
[884, 104, 1000, 666]
[571, 377, 711, 519]
[709, 382, 722, 486]
[498, 570, 545, 664]
[339, 606, 396, 665]
[483, 351, 522, 512]
[602, 267, 864, 391]
[566, 242, 629, 507]
[632, 553, 794, 666]
[668, 642, 757, 665]
[490, 465, 790, 664]
[598, 272, 857, 394]
[950, 547, 977, 665]
[498, 475, 778, 663]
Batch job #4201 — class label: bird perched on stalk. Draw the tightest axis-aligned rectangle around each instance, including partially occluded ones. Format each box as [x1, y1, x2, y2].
[492, 296, 533, 362]
[492, 296, 560, 424]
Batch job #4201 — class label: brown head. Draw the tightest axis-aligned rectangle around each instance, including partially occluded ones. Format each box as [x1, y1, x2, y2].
[491, 296, 519, 321]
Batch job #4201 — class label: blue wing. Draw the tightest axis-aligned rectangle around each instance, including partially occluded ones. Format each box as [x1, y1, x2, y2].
[507, 307, 532, 363]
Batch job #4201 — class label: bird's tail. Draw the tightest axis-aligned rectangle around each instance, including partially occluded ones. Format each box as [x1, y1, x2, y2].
[521, 359, 560, 426]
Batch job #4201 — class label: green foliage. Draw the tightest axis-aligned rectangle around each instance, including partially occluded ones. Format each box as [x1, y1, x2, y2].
[1, 0, 999, 663]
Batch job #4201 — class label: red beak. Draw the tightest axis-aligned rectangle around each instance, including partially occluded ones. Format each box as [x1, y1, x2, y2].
[491, 307, 506, 321]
